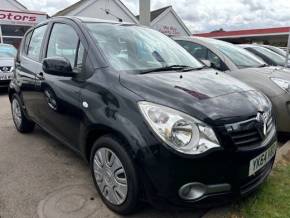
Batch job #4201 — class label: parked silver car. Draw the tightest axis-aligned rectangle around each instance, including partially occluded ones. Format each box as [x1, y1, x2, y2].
[174, 36, 290, 133]
[261, 45, 287, 57]
[239, 44, 290, 68]
[0, 43, 17, 88]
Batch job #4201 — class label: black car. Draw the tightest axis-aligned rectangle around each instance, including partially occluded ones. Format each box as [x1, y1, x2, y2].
[9, 17, 277, 214]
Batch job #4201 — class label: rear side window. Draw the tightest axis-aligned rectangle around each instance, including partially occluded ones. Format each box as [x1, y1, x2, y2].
[27, 25, 47, 61]
[46, 23, 83, 68]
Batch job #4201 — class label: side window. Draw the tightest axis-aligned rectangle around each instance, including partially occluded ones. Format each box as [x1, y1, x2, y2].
[177, 41, 207, 60]
[76, 43, 85, 70]
[23, 31, 33, 55]
[47, 23, 84, 69]
[208, 50, 223, 70]
[27, 25, 47, 61]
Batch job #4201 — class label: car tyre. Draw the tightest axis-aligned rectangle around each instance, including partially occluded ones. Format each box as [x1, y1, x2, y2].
[90, 135, 139, 215]
[11, 94, 35, 133]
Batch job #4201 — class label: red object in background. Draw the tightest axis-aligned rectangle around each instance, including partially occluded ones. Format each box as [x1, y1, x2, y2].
[194, 27, 290, 38]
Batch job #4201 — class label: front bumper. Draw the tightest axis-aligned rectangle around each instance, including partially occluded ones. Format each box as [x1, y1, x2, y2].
[140, 125, 277, 209]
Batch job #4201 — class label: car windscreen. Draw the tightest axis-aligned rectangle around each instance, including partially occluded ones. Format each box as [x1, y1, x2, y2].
[206, 39, 265, 69]
[85, 23, 203, 72]
[0, 45, 17, 58]
[251, 46, 285, 65]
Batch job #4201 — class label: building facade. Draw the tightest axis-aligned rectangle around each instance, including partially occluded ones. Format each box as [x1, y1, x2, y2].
[55, 0, 191, 36]
[0, 0, 47, 48]
[140, 6, 191, 36]
[55, 0, 139, 24]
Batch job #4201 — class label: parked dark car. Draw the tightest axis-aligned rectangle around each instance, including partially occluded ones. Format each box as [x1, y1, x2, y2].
[174, 36, 290, 133]
[239, 44, 289, 68]
[9, 17, 277, 214]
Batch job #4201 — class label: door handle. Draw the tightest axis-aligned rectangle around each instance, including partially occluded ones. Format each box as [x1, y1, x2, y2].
[36, 72, 45, 80]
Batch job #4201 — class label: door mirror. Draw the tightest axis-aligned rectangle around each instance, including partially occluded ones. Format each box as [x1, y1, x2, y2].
[200, 59, 211, 67]
[201, 59, 223, 71]
[42, 57, 75, 77]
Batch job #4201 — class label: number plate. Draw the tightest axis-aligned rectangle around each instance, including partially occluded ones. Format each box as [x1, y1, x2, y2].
[249, 142, 277, 176]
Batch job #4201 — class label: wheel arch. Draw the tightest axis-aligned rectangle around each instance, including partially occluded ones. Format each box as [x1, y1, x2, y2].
[82, 125, 135, 163]
[8, 86, 16, 102]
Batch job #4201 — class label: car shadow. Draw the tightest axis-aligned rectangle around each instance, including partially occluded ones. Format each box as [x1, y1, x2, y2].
[31, 126, 208, 218]
[0, 88, 9, 96]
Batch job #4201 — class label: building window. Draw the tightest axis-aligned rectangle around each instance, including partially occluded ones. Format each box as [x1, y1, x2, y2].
[1, 25, 31, 36]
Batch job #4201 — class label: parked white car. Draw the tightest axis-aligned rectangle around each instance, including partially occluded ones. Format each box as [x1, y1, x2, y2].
[0, 43, 17, 88]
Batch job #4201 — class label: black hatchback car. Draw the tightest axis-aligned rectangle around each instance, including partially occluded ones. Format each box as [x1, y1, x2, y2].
[9, 17, 277, 214]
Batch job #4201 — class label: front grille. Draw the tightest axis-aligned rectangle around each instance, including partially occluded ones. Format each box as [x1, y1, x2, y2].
[230, 128, 261, 146]
[0, 66, 12, 72]
[226, 115, 274, 147]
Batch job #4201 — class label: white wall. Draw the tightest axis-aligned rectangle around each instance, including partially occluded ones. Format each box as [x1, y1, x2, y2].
[1, 0, 27, 11]
[152, 11, 189, 36]
[66, 0, 137, 23]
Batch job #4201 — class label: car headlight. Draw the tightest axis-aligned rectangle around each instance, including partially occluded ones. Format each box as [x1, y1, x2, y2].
[138, 101, 220, 155]
[271, 77, 290, 92]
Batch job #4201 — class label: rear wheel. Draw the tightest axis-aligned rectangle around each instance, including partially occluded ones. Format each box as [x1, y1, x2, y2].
[90, 135, 139, 214]
[11, 94, 35, 133]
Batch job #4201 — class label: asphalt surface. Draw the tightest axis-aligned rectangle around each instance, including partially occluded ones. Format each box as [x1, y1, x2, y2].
[0, 91, 206, 218]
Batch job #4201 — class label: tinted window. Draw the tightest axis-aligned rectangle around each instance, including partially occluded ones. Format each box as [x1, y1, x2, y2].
[249, 46, 285, 65]
[177, 41, 207, 59]
[264, 46, 286, 57]
[24, 31, 33, 55]
[76, 43, 85, 70]
[86, 23, 203, 72]
[177, 41, 226, 70]
[203, 39, 265, 69]
[208, 50, 223, 69]
[47, 23, 82, 67]
[27, 25, 47, 61]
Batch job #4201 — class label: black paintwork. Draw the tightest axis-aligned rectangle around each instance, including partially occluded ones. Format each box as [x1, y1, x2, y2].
[9, 17, 276, 208]
[43, 57, 75, 77]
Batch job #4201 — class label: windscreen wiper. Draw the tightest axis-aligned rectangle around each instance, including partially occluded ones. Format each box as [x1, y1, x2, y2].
[140, 65, 202, 74]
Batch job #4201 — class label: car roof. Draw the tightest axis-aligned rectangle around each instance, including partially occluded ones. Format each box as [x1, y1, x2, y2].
[238, 44, 261, 48]
[173, 36, 229, 46]
[51, 16, 135, 25]
[173, 36, 211, 42]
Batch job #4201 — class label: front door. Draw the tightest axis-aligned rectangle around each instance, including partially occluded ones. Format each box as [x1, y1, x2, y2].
[34, 22, 86, 149]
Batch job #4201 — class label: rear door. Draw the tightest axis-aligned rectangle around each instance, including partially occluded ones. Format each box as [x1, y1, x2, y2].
[16, 24, 48, 121]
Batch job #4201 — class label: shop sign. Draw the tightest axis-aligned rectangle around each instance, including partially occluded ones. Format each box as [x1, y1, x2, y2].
[159, 25, 181, 35]
[0, 10, 47, 26]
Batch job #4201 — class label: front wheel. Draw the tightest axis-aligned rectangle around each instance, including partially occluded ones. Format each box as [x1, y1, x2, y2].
[90, 135, 139, 214]
[11, 94, 35, 133]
